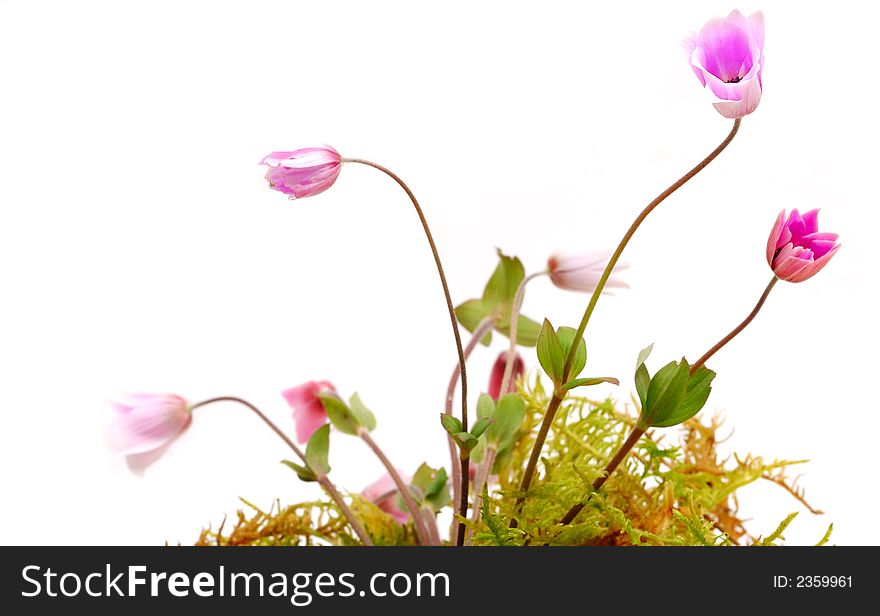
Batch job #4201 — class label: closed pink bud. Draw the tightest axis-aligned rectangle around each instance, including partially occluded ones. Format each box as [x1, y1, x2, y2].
[767, 209, 840, 283]
[362, 472, 411, 524]
[260, 147, 342, 199]
[547, 250, 628, 294]
[107, 394, 191, 456]
[684, 10, 764, 119]
[281, 380, 337, 444]
[488, 352, 524, 400]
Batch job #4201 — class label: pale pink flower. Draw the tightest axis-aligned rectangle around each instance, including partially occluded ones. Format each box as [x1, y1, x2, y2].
[107, 394, 191, 456]
[282, 380, 336, 443]
[362, 472, 410, 524]
[488, 352, 524, 400]
[767, 209, 840, 283]
[547, 251, 628, 293]
[260, 147, 342, 199]
[684, 10, 764, 119]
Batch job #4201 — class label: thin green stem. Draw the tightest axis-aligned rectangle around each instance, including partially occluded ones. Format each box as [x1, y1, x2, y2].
[344, 158, 471, 544]
[499, 271, 547, 395]
[359, 429, 433, 545]
[690, 276, 779, 375]
[188, 396, 373, 545]
[446, 315, 496, 543]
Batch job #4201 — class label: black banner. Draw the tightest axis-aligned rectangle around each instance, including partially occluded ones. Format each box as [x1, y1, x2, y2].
[0, 547, 872, 612]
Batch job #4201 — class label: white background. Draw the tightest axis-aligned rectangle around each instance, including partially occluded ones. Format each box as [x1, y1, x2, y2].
[1, 0, 877, 546]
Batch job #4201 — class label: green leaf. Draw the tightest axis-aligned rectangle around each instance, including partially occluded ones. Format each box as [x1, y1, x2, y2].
[537, 319, 564, 383]
[454, 299, 493, 346]
[318, 393, 360, 435]
[349, 393, 377, 432]
[440, 414, 462, 436]
[650, 366, 715, 428]
[561, 376, 620, 391]
[470, 434, 487, 464]
[281, 459, 317, 482]
[453, 432, 479, 454]
[495, 313, 542, 348]
[556, 326, 587, 380]
[304, 424, 331, 476]
[470, 417, 493, 439]
[476, 393, 496, 422]
[411, 464, 450, 513]
[486, 393, 525, 451]
[642, 359, 690, 428]
[481, 249, 525, 309]
[634, 344, 653, 408]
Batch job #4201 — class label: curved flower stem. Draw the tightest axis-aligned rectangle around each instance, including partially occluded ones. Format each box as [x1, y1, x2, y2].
[559, 426, 646, 525]
[188, 396, 373, 546]
[690, 276, 779, 375]
[499, 271, 547, 395]
[343, 158, 471, 545]
[512, 119, 742, 527]
[446, 315, 496, 542]
[358, 428, 433, 545]
[465, 446, 497, 545]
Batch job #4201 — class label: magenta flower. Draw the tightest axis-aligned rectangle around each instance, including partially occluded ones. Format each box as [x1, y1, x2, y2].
[767, 209, 840, 283]
[107, 394, 191, 456]
[547, 250, 628, 294]
[362, 472, 410, 524]
[685, 10, 764, 119]
[282, 380, 337, 443]
[260, 147, 342, 199]
[488, 352, 524, 400]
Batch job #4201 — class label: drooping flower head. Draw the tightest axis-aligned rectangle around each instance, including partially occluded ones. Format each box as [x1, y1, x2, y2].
[488, 351, 524, 400]
[107, 394, 191, 456]
[362, 472, 410, 524]
[282, 380, 337, 443]
[685, 10, 764, 119]
[547, 250, 629, 294]
[767, 209, 840, 283]
[260, 147, 342, 199]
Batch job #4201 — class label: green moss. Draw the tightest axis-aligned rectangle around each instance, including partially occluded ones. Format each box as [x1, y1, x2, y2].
[198, 377, 828, 546]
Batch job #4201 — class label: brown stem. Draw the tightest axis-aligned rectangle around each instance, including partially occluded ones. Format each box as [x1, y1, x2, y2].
[509, 392, 564, 528]
[344, 158, 471, 544]
[457, 456, 470, 545]
[358, 429, 433, 545]
[559, 426, 646, 525]
[188, 396, 373, 545]
[446, 315, 496, 543]
[690, 276, 779, 375]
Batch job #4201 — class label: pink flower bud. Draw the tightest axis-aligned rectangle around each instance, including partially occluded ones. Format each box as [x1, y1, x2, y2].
[684, 10, 764, 119]
[107, 394, 191, 456]
[260, 147, 342, 199]
[547, 250, 628, 294]
[488, 352, 524, 400]
[767, 209, 840, 283]
[362, 472, 411, 524]
[281, 380, 337, 444]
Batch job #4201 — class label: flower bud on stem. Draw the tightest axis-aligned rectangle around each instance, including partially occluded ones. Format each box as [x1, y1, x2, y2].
[188, 396, 373, 545]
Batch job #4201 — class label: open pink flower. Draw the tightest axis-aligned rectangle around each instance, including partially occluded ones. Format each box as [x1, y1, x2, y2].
[362, 472, 410, 524]
[767, 209, 840, 283]
[685, 10, 764, 119]
[547, 250, 628, 294]
[107, 394, 191, 456]
[488, 352, 524, 400]
[282, 380, 336, 443]
[260, 147, 342, 199]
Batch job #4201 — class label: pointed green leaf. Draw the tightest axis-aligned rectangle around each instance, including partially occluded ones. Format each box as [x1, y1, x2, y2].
[481, 249, 525, 309]
[453, 432, 479, 454]
[411, 464, 450, 512]
[440, 414, 462, 436]
[349, 393, 377, 432]
[643, 358, 690, 428]
[561, 376, 620, 391]
[634, 343, 654, 408]
[318, 393, 360, 435]
[476, 393, 496, 421]
[537, 319, 564, 383]
[455, 299, 493, 346]
[281, 460, 318, 482]
[651, 366, 716, 427]
[304, 424, 331, 476]
[486, 393, 525, 450]
[470, 417, 493, 439]
[556, 326, 587, 380]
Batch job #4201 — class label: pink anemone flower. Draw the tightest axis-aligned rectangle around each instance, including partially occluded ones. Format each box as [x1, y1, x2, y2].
[260, 147, 342, 199]
[767, 209, 840, 283]
[282, 380, 337, 443]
